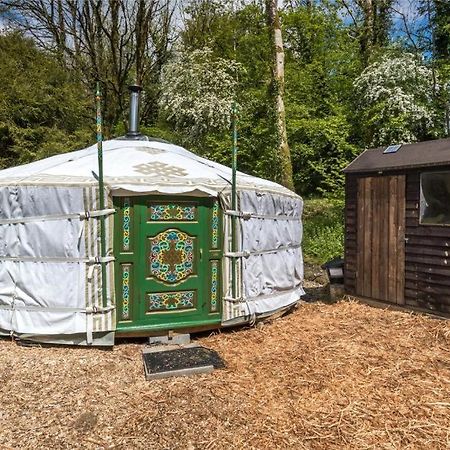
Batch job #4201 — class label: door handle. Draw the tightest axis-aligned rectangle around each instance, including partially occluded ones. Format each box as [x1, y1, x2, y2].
[199, 248, 203, 261]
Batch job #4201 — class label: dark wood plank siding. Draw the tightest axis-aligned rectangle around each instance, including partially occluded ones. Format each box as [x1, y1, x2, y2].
[404, 170, 450, 314]
[353, 175, 405, 303]
[344, 175, 357, 294]
[346, 167, 450, 314]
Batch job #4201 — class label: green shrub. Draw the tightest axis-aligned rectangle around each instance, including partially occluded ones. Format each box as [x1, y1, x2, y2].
[302, 198, 344, 264]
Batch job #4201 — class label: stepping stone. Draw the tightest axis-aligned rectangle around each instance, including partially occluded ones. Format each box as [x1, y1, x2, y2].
[142, 343, 225, 380]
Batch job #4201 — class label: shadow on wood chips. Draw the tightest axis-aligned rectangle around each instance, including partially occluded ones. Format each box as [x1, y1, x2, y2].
[0, 300, 449, 449]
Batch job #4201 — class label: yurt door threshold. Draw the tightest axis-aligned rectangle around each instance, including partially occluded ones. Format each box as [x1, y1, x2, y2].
[114, 195, 222, 336]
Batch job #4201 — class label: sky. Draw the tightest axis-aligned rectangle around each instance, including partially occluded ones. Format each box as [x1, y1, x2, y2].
[391, 0, 430, 50]
[0, 0, 431, 48]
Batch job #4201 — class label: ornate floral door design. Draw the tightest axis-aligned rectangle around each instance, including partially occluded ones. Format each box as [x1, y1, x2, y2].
[114, 195, 222, 333]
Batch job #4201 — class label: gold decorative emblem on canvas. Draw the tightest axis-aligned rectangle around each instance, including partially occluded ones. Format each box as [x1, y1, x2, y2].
[133, 161, 188, 177]
[135, 147, 166, 155]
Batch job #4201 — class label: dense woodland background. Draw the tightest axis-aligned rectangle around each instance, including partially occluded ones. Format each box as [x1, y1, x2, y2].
[0, 0, 449, 194]
[0, 0, 449, 261]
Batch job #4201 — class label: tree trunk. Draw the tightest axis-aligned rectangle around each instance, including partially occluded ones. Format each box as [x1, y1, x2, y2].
[3, 0, 177, 134]
[359, 0, 374, 64]
[266, 0, 295, 191]
[356, 0, 393, 65]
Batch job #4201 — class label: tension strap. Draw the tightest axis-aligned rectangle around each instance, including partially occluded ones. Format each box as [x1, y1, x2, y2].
[0, 208, 115, 225]
[225, 243, 301, 258]
[224, 209, 300, 221]
[0, 256, 115, 263]
[0, 304, 115, 314]
[223, 296, 246, 303]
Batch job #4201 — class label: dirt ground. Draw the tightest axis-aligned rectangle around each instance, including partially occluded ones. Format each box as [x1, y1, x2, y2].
[0, 299, 449, 450]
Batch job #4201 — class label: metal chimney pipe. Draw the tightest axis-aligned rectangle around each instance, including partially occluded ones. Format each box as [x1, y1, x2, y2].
[127, 84, 142, 138]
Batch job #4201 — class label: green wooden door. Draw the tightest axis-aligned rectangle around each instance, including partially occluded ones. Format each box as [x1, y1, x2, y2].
[114, 195, 222, 334]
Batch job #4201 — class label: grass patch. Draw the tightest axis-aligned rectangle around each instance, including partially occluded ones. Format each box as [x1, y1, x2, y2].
[302, 197, 344, 265]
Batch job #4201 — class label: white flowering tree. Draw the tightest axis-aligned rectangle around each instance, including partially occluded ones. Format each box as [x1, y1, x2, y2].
[159, 48, 239, 142]
[353, 53, 441, 146]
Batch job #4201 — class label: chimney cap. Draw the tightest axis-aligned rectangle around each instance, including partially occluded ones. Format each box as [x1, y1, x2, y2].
[128, 84, 142, 93]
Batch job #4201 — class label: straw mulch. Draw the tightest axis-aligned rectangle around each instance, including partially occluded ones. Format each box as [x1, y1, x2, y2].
[0, 300, 449, 450]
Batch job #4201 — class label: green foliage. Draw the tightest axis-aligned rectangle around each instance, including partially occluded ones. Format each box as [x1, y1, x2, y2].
[0, 32, 92, 168]
[353, 52, 442, 146]
[176, 2, 362, 194]
[283, 5, 360, 196]
[178, 3, 280, 179]
[302, 198, 344, 264]
[0, 1, 448, 200]
[159, 48, 240, 145]
[290, 115, 358, 196]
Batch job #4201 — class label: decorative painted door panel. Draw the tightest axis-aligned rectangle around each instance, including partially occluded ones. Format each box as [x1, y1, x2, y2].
[114, 196, 222, 333]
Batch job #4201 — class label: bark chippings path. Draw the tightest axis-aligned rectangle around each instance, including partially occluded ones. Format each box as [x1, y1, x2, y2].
[0, 300, 449, 449]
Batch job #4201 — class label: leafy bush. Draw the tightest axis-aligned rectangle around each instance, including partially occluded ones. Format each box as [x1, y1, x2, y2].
[0, 32, 92, 168]
[159, 48, 240, 143]
[302, 197, 344, 264]
[353, 53, 442, 146]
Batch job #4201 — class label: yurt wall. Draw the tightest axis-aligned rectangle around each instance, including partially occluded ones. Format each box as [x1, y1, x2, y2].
[0, 184, 116, 345]
[221, 190, 304, 323]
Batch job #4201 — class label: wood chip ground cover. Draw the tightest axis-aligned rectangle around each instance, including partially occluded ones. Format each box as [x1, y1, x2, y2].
[0, 300, 449, 449]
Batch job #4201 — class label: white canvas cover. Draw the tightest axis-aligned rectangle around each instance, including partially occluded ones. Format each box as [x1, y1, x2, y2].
[0, 138, 303, 344]
[222, 191, 304, 324]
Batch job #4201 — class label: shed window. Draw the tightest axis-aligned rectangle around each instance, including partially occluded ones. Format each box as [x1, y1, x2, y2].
[420, 171, 450, 225]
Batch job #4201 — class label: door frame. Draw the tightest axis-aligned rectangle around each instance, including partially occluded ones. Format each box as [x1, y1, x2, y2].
[113, 194, 223, 335]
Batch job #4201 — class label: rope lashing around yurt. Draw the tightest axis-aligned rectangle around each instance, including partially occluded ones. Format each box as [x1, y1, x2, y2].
[0, 208, 115, 225]
[0, 255, 114, 263]
[224, 210, 300, 221]
[95, 82, 109, 311]
[0, 304, 115, 314]
[225, 243, 302, 259]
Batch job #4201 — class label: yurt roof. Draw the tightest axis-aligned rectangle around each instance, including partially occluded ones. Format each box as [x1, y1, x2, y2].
[0, 138, 297, 198]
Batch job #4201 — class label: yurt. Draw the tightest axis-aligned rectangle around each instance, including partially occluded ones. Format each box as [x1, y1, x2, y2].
[0, 91, 304, 346]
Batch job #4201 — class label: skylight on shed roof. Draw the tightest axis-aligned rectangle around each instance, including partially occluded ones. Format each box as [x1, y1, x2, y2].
[383, 144, 402, 154]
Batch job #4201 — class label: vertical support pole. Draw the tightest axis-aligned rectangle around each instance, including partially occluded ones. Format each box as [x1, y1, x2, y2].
[446, 82, 450, 137]
[96, 82, 108, 308]
[231, 102, 238, 300]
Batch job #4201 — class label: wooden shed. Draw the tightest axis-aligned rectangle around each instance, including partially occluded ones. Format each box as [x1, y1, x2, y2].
[343, 138, 450, 316]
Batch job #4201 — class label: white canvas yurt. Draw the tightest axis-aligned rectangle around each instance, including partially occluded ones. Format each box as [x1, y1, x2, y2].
[0, 92, 304, 346]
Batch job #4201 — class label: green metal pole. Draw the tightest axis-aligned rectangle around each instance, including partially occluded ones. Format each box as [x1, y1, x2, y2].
[96, 82, 108, 308]
[231, 102, 238, 300]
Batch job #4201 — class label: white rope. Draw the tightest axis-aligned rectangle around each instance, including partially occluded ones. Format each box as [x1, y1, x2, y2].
[225, 243, 301, 258]
[0, 304, 115, 314]
[224, 209, 300, 221]
[0, 256, 115, 263]
[0, 208, 115, 225]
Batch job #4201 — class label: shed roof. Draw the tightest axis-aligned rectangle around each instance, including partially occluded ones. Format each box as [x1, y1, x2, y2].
[344, 138, 450, 173]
